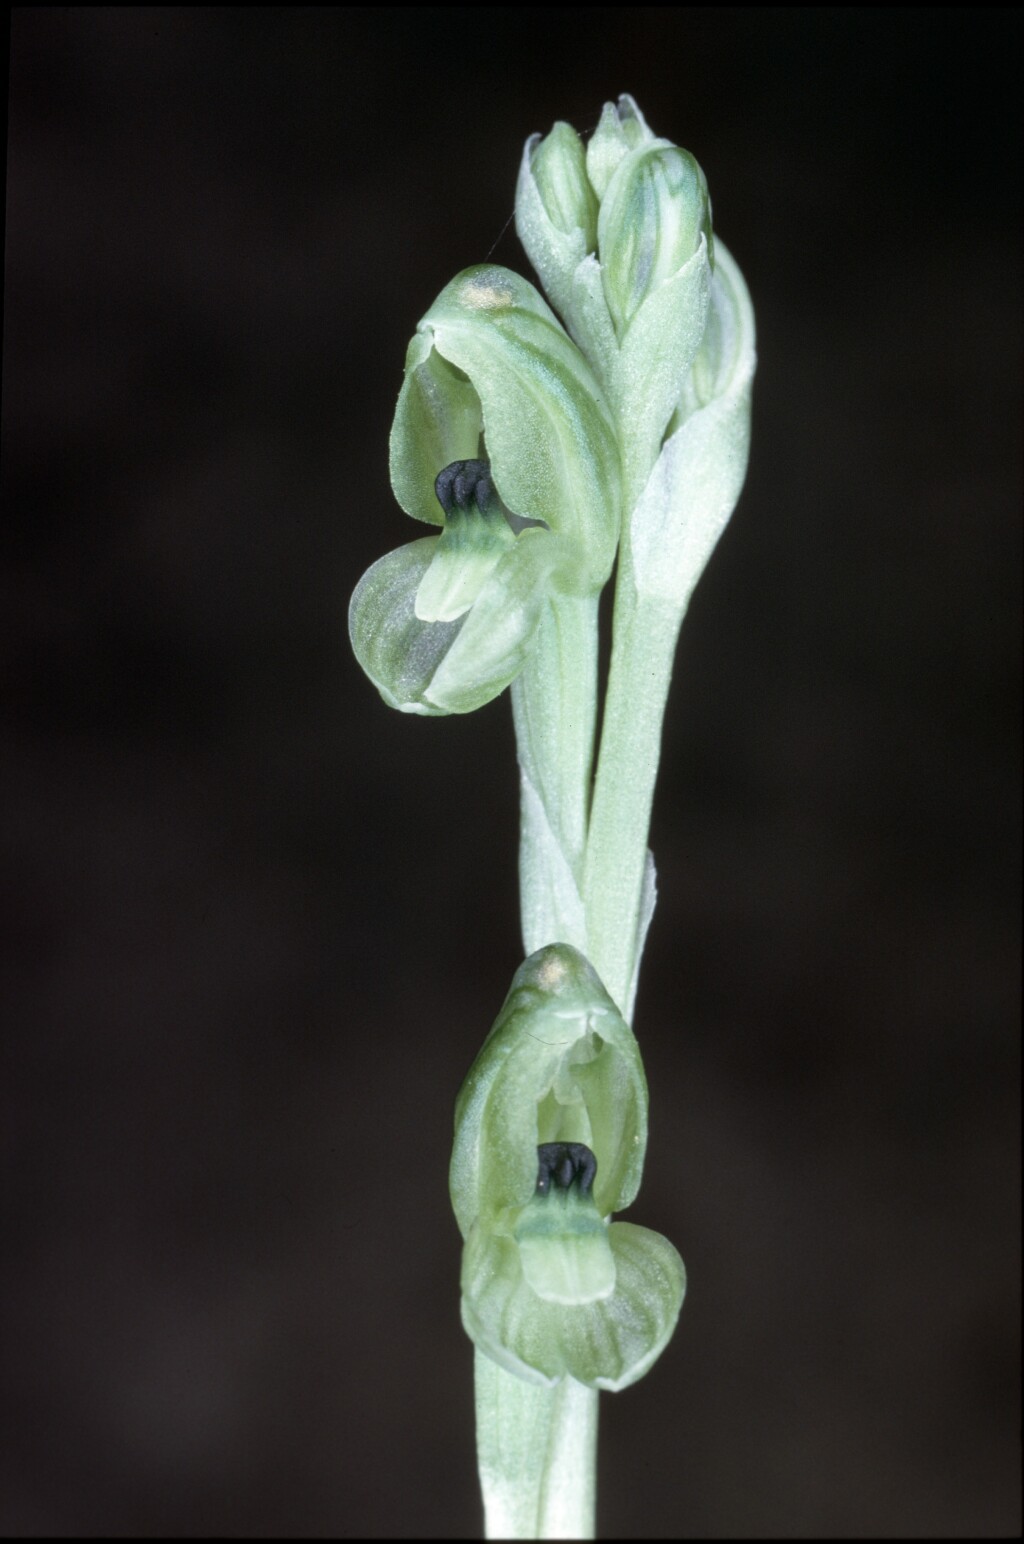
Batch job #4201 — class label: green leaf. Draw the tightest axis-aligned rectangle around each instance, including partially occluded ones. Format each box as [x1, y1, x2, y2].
[672, 238, 757, 426]
[517, 766, 587, 956]
[616, 236, 712, 485]
[558, 252, 620, 399]
[623, 850, 657, 1023]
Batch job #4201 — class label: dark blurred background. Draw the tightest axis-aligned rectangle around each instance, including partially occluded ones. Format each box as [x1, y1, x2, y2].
[2, 7, 1020, 1537]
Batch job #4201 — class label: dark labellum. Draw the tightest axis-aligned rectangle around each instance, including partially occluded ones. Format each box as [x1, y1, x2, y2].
[535, 1141, 597, 1196]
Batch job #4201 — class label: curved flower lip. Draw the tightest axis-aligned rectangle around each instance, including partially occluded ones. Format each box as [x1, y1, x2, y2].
[461, 1216, 686, 1391]
[349, 524, 574, 716]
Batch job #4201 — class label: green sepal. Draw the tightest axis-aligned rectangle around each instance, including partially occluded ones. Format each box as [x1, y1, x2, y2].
[449, 944, 648, 1238]
[390, 336, 483, 527]
[616, 236, 712, 483]
[521, 120, 597, 242]
[462, 1219, 685, 1391]
[393, 267, 620, 589]
[515, 127, 597, 342]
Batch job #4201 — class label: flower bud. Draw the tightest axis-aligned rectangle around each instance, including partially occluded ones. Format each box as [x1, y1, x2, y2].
[515, 123, 600, 341]
[451, 945, 685, 1391]
[585, 93, 656, 200]
[599, 144, 713, 339]
[528, 122, 598, 247]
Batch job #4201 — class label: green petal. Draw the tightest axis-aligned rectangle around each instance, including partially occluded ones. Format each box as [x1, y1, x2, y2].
[389, 335, 484, 527]
[461, 1219, 685, 1391]
[449, 945, 648, 1238]
[350, 529, 572, 718]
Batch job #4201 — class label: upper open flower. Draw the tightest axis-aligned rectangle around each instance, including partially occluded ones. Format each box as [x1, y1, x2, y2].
[349, 266, 620, 716]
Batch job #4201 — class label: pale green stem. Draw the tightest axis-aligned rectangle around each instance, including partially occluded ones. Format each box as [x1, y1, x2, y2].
[583, 553, 682, 1016]
[511, 591, 599, 956]
[478, 515, 682, 1539]
[476, 1353, 597, 1539]
[476, 588, 601, 1539]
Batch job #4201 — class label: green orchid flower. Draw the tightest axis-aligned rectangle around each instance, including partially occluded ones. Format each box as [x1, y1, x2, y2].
[451, 944, 685, 1391]
[349, 266, 621, 717]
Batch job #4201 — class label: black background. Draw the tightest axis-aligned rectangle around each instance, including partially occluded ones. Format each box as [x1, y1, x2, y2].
[3, 7, 1020, 1537]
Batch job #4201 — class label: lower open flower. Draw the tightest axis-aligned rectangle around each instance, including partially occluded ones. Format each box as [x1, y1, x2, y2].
[451, 946, 686, 1393]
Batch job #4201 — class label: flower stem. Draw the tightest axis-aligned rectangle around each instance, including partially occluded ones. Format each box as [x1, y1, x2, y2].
[475, 1352, 598, 1540]
[511, 591, 599, 956]
[474, 589, 602, 1539]
[583, 561, 681, 1017]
